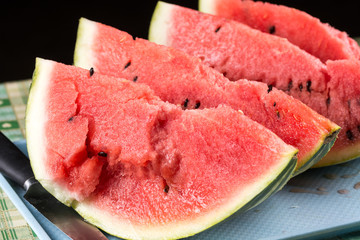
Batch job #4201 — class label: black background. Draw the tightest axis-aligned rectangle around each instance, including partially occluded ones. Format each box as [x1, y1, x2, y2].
[1, 0, 360, 82]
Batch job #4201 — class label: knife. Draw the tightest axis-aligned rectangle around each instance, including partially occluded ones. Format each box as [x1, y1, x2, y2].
[0, 132, 108, 240]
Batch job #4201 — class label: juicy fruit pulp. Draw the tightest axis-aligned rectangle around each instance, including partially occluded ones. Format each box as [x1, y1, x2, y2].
[74, 18, 339, 175]
[199, 0, 360, 63]
[26, 58, 297, 239]
[149, 2, 360, 167]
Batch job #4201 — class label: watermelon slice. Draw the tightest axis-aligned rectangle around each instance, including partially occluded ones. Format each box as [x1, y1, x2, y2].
[148, 1, 360, 167]
[199, 0, 360, 63]
[74, 18, 339, 175]
[26, 58, 297, 239]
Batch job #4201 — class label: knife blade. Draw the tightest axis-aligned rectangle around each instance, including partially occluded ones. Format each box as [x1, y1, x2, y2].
[0, 131, 108, 240]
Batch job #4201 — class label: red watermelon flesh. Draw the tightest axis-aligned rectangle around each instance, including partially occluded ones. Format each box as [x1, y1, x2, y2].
[26, 58, 297, 239]
[199, 0, 360, 63]
[74, 18, 339, 174]
[319, 59, 360, 166]
[148, 2, 360, 166]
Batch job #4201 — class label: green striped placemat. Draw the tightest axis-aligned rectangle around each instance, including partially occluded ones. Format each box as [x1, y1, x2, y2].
[0, 79, 39, 240]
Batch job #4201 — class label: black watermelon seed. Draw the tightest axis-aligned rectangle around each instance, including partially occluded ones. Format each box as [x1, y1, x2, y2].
[346, 130, 354, 141]
[287, 80, 293, 91]
[183, 98, 189, 108]
[124, 61, 131, 69]
[98, 151, 107, 157]
[299, 83, 303, 91]
[269, 25, 276, 34]
[133, 76, 138, 82]
[267, 84, 273, 93]
[273, 102, 276, 107]
[89, 67, 94, 77]
[215, 26, 221, 33]
[306, 80, 312, 92]
[68, 116, 74, 122]
[276, 110, 280, 118]
[326, 97, 331, 106]
[195, 101, 201, 109]
[164, 184, 169, 193]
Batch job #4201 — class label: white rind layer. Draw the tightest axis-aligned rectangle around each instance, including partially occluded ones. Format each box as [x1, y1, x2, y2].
[26, 58, 77, 206]
[26, 58, 52, 182]
[148, 1, 173, 46]
[73, 18, 98, 70]
[198, 0, 217, 14]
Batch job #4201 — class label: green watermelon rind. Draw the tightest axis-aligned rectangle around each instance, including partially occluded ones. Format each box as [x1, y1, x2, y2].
[295, 128, 339, 174]
[27, 58, 298, 240]
[148, 1, 340, 174]
[313, 140, 360, 168]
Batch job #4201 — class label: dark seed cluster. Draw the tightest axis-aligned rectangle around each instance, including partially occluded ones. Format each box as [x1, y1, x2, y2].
[269, 25, 276, 34]
[326, 96, 331, 106]
[89, 67, 94, 77]
[299, 83, 303, 91]
[164, 184, 170, 193]
[98, 151, 108, 157]
[124, 61, 131, 69]
[183, 98, 189, 108]
[182, 98, 201, 109]
[306, 80, 312, 92]
[346, 130, 354, 141]
[287, 80, 293, 91]
[194, 101, 201, 109]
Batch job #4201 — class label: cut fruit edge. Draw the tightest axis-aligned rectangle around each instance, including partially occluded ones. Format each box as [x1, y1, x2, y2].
[77, 16, 339, 175]
[73, 151, 297, 240]
[26, 58, 298, 240]
[148, 1, 341, 174]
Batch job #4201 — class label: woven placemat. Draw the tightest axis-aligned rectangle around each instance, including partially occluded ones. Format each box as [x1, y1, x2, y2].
[0, 79, 39, 240]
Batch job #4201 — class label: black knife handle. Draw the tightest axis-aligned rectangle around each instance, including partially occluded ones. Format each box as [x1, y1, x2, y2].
[0, 131, 34, 189]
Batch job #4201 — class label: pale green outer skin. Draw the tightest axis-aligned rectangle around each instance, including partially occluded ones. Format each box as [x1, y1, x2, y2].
[294, 128, 339, 174]
[149, 1, 341, 175]
[27, 57, 298, 239]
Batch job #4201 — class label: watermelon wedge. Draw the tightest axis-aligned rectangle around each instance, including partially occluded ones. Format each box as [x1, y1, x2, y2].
[26, 58, 297, 239]
[74, 18, 339, 175]
[199, 0, 360, 63]
[148, 1, 360, 167]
